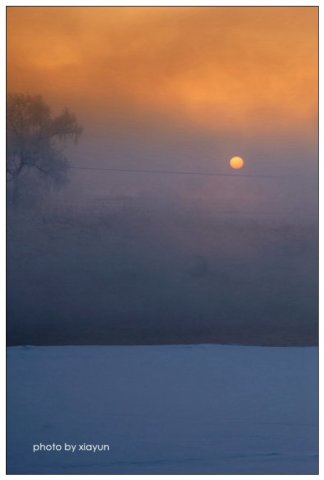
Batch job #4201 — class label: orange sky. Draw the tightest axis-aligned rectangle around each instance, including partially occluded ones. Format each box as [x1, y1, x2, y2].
[7, 7, 318, 138]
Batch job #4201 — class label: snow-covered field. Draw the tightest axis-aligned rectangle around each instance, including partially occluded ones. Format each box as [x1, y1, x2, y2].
[7, 344, 318, 474]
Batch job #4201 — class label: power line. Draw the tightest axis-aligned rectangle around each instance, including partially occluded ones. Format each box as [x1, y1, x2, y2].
[68, 165, 283, 179]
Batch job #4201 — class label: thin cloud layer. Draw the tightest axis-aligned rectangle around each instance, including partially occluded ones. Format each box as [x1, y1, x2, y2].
[7, 7, 318, 136]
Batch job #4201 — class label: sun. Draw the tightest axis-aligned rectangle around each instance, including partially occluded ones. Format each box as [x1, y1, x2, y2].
[229, 156, 244, 170]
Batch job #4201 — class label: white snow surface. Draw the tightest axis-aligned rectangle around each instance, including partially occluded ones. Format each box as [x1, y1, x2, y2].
[7, 344, 318, 474]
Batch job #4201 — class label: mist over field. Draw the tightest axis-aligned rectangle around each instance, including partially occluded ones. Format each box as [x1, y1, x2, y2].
[7, 179, 318, 346]
[6, 96, 318, 347]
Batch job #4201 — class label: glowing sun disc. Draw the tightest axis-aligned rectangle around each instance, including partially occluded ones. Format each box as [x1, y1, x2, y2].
[229, 156, 244, 170]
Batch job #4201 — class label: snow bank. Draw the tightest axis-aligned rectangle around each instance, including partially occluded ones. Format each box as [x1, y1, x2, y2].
[7, 344, 318, 474]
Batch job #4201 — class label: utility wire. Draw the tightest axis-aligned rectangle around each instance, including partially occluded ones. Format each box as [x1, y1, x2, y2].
[68, 165, 283, 179]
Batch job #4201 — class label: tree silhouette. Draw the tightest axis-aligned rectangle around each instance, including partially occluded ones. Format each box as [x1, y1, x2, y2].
[7, 94, 82, 205]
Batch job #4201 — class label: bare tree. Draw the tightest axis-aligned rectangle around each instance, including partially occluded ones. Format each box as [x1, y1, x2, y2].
[7, 94, 82, 205]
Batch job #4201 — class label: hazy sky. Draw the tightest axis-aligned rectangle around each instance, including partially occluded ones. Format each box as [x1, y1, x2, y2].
[7, 7, 318, 347]
[7, 7, 318, 221]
